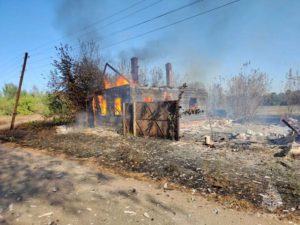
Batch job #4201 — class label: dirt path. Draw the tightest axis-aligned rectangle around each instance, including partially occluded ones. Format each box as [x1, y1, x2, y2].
[0, 145, 296, 225]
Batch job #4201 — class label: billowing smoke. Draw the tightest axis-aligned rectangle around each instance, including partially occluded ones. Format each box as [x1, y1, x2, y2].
[52, 0, 242, 86]
[53, 0, 109, 41]
[118, 37, 172, 62]
[118, 35, 220, 86]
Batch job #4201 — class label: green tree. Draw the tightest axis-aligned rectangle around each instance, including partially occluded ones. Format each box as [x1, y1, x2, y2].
[48, 41, 104, 119]
[2, 83, 18, 99]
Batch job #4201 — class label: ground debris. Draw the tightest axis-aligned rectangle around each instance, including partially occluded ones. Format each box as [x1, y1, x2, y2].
[124, 210, 136, 216]
[213, 208, 219, 215]
[261, 184, 283, 212]
[163, 183, 173, 191]
[38, 212, 53, 218]
[0, 119, 299, 218]
[8, 204, 13, 212]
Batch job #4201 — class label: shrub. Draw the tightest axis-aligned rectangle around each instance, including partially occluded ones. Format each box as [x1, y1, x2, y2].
[45, 92, 74, 122]
[0, 97, 14, 115]
[0, 93, 49, 116]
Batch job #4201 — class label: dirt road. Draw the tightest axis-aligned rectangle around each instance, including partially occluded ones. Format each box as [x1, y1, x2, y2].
[0, 145, 296, 225]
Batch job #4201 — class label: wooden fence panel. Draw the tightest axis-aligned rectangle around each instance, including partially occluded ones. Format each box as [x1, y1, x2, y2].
[123, 101, 179, 140]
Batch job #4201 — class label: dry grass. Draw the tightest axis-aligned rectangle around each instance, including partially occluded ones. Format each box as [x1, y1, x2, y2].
[257, 105, 300, 115]
[0, 114, 44, 129]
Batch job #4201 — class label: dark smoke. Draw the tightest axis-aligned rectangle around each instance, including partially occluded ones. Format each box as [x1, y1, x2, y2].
[53, 0, 108, 41]
[52, 0, 243, 85]
[118, 33, 217, 84]
[118, 37, 173, 61]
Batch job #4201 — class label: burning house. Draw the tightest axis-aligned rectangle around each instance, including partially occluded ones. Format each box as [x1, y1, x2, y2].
[87, 57, 207, 126]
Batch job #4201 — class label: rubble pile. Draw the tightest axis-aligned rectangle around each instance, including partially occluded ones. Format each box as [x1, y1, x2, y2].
[181, 116, 291, 143]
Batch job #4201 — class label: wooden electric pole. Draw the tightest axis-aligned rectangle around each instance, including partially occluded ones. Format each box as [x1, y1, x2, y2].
[10, 52, 28, 130]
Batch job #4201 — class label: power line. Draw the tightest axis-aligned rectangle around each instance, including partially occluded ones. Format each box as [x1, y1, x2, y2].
[1, 68, 21, 82]
[0, 0, 150, 69]
[30, 0, 150, 54]
[102, 0, 203, 39]
[100, 0, 242, 50]
[68, 0, 149, 34]
[27, 66, 52, 74]
[0, 60, 24, 77]
[0, 54, 24, 68]
[29, 55, 54, 65]
[30, 0, 163, 58]
[29, 0, 203, 64]
[31, 0, 241, 63]
[0, 56, 23, 72]
[3, 0, 242, 80]
[1, 66, 20, 76]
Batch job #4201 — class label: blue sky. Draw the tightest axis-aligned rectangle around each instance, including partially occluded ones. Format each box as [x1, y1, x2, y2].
[0, 0, 300, 92]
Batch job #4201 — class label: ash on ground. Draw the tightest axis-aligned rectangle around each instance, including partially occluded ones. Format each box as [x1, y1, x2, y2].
[180, 115, 291, 144]
[1, 116, 299, 218]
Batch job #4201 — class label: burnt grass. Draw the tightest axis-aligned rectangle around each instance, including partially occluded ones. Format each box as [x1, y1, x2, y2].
[0, 121, 299, 219]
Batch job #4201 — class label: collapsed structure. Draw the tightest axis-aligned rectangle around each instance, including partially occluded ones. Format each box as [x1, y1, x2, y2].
[87, 57, 207, 126]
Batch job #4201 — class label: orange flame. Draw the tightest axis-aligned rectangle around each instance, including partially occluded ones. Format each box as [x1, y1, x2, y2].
[92, 95, 107, 115]
[144, 96, 153, 102]
[98, 95, 107, 115]
[104, 75, 129, 90]
[104, 79, 112, 89]
[114, 97, 122, 115]
[116, 75, 129, 87]
[92, 98, 96, 112]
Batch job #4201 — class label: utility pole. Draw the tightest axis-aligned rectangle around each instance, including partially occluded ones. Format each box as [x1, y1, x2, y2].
[10, 52, 28, 130]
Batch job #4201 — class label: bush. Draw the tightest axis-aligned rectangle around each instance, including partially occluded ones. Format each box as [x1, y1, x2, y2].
[45, 93, 74, 122]
[0, 94, 49, 116]
[2, 83, 17, 99]
[0, 97, 14, 115]
[18, 95, 45, 115]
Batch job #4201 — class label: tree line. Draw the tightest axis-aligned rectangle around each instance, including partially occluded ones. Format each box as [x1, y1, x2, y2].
[207, 64, 300, 120]
[0, 83, 48, 115]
